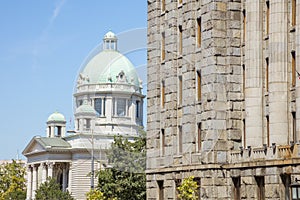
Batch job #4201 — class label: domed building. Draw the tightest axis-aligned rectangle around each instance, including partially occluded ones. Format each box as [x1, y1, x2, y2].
[22, 31, 145, 200]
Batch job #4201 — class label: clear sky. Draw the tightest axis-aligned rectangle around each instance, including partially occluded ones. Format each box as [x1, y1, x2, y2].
[0, 0, 147, 160]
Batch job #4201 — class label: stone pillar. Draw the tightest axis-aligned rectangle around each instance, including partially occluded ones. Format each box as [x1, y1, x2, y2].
[47, 162, 54, 178]
[62, 164, 67, 192]
[50, 125, 55, 137]
[41, 163, 47, 183]
[296, 0, 300, 142]
[32, 165, 38, 199]
[26, 165, 32, 200]
[269, 0, 289, 145]
[245, 0, 264, 147]
[68, 163, 72, 193]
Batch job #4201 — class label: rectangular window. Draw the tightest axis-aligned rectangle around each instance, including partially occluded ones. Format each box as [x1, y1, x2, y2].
[243, 64, 246, 93]
[197, 71, 201, 101]
[178, 76, 182, 105]
[292, 51, 296, 87]
[232, 177, 241, 200]
[161, 80, 165, 108]
[103, 98, 106, 116]
[266, 2, 270, 35]
[158, 180, 164, 200]
[136, 100, 140, 118]
[161, 129, 165, 156]
[161, 0, 165, 12]
[178, 126, 182, 154]
[266, 115, 270, 147]
[194, 177, 201, 199]
[197, 122, 201, 152]
[266, 60, 269, 91]
[175, 179, 181, 200]
[243, 9, 246, 42]
[292, 112, 297, 142]
[292, 0, 296, 26]
[281, 174, 291, 200]
[117, 99, 126, 117]
[255, 176, 265, 200]
[178, 25, 183, 55]
[161, 32, 165, 61]
[86, 119, 91, 130]
[197, 18, 201, 48]
[94, 98, 102, 116]
[243, 119, 246, 148]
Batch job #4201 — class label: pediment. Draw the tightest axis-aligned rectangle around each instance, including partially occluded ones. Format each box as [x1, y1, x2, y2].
[22, 138, 46, 156]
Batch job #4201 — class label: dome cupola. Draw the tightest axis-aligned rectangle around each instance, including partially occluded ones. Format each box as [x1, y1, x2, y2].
[103, 31, 117, 51]
[46, 111, 66, 138]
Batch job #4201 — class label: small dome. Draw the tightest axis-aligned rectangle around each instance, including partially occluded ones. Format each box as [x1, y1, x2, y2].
[47, 112, 66, 123]
[103, 31, 117, 40]
[75, 101, 96, 116]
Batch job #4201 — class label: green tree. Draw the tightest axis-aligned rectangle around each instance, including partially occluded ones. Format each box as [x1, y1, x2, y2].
[177, 176, 199, 200]
[96, 131, 146, 200]
[35, 177, 74, 200]
[0, 160, 26, 200]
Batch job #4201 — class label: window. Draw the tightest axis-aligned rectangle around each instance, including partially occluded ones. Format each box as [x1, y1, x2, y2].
[86, 119, 91, 130]
[292, 112, 297, 142]
[161, 80, 165, 108]
[280, 174, 291, 200]
[178, 76, 182, 105]
[178, 25, 183, 55]
[116, 99, 126, 117]
[136, 100, 140, 118]
[265, 58, 269, 91]
[197, 122, 201, 152]
[194, 178, 201, 199]
[161, 0, 165, 12]
[266, 115, 270, 147]
[158, 180, 164, 200]
[197, 18, 201, 47]
[243, 119, 246, 148]
[161, 32, 165, 61]
[161, 129, 165, 156]
[243, 64, 246, 93]
[292, 0, 296, 26]
[175, 179, 181, 200]
[243, 9, 246, 42]
[78, 100, 83, 107]
[178, 126, 182, 154]
[232, 177, 241, 200]
[255, 176, 265, 200]
[197, 71, 201, 101]
[94, 98, 102, 116]
[266, 2, 270, 35]
[292, 51, 296, 87]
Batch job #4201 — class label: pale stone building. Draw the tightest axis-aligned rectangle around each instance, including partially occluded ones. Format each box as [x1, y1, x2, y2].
[23, 31, 144, 200]
[147, 0, 300, 199]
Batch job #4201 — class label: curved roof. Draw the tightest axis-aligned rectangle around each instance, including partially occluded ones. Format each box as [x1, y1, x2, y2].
[75, 101, 96, 116]
[77, 31, 141, 88]
[47, 112, 66, 123]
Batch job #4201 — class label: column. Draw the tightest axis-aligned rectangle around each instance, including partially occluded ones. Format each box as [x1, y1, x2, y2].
[269, 0, 289, 144]
[245, 0, 264, 146]
[50, 126, 55, 137]
[26, 166, 32, 200]
[62, 164, 67, 192]
[68, 163, 72, 193]
[41, 163, 47, 183]
[47, 162, 54, 178]
[296, 0, 300, 142]
[32, 165, 38, 199]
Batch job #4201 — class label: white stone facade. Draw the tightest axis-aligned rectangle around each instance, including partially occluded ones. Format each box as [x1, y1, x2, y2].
[147, 0, 300, 199]
[23, 31, 144, 200]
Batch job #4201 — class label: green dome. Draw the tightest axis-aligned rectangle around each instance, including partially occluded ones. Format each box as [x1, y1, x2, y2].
[47, 112, 66, 123]
[80, 50, 140, 87]
[75, 101, 96, 116]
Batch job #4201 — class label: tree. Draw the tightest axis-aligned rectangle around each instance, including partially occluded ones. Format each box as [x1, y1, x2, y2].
[35, 177, 74, 200]
[177, 176, 199, 200]
[0, 160, 26, 200]
[96, 131, 146, 200]
[86, 189, 105, 200]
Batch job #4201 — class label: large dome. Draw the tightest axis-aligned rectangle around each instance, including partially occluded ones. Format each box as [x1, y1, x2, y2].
[77, 31, 141, 88]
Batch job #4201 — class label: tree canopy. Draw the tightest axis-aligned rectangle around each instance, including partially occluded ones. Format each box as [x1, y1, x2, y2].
[0, 160, 26, 200]
[95, 132, 146, 200]
[35, 177, 74, 200]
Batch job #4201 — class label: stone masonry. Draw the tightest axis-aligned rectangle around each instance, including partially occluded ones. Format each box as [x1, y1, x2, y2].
[147, 0, 300, 199]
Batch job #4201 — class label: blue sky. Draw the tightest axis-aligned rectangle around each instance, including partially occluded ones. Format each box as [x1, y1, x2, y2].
[0, 0, 147, 160]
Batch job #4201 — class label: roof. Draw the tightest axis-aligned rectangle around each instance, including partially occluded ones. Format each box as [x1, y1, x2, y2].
[47, 111, 66, 123]
[75, 100, 96, 116]
[35, 137, 71, 149]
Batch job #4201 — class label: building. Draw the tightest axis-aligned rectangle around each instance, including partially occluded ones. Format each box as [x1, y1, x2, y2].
[23, 31, 145, 200]
[147, 0, 300, 199]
